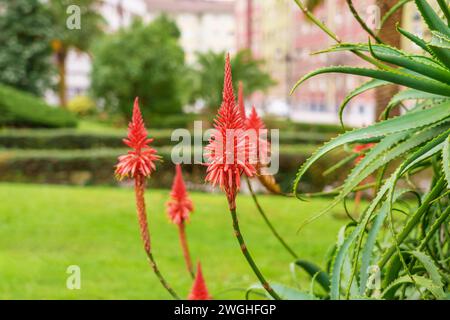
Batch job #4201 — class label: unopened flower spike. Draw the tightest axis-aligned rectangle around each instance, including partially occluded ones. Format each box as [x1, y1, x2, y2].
[167, 164, 195, 277]
[188, 262, 211, 300]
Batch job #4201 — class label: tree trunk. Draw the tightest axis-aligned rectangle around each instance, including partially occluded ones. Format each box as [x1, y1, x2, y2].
[56, 48, 68, 107]
[375, 0, 404, 120]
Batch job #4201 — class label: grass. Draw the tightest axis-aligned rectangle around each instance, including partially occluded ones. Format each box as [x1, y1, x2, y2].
[0, 183, 349, 299]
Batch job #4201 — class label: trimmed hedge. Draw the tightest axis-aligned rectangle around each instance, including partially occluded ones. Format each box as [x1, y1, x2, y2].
[0, 129, 334, 150]
[0, 85, 77, 128]
[264, 117, 351, 133]
[150, 113, 207, 129]
[0, 146, 347, 192]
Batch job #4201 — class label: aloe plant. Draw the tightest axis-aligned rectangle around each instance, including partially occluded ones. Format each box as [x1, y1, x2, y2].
[250, 0, 449, 300]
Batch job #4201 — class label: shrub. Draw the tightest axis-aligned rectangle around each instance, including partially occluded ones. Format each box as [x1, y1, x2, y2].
[0, 85, 77, 128]
[150, 113, 205, 129]
[0, 146, 346, 192]
[67, 96, 96, 115]
[0, 128, 333, 150]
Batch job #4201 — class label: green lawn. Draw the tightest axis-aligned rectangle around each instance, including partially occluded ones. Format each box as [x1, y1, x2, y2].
[0, 183, 347, 299]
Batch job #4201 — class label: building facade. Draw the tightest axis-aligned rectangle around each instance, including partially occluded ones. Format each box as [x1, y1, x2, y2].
[236, 0, 381, 127]
[51, 0, 236, 105]
[146, 0, 235, 64]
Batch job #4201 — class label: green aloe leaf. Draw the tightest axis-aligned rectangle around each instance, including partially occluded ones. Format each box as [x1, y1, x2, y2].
[415, 0, 450, 37]
[430, 31, 450, 49]
[397, 25, 433, 55]
[380, 145, 449, 269]
[382, 89, 448, 119]
[382, 275, 445, 299]
[294, 260, 330, 292]
[315, 42, 443, 69]
[437, 0, 450, 26]
[330, 181, 392, 299]
[386, 88, 448, 107]
[291, 66, 450, 97]
[337, 126, 448, 295]
[359, 189, 411, 295]
[410, 250, 444, 288]
[314, 42, 405, 57]
[414, 0, 450, 65]
[247, 283, 316, 300]
[293, 101, 450, 198]
[368, 40, 450, 83]
[338, 79, 390, 127]
[442, 134, 450, 188]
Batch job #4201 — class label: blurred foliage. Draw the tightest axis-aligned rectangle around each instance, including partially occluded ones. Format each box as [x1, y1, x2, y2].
[0, 84, 77, 128]
[192, 50, 275, 111]
[0, 0, 54, 95]
[47, 0, 105, 106]
[0, 128, 335, 150]
[67, 95, 96, 115]
[47, 0, 104, 53]
[91, 16, 188, 120]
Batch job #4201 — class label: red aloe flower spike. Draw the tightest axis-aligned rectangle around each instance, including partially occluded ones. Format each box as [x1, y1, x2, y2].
[115, 97, 160, 179]
[246, 106, 266, 131]
[188, 262, 212, 300]
[238, 81, 246, 121]
[167, 164, 194, 225]
[246, 106, 269, 163]
[204, 55, 280, 300]
[167, 164, 195, 278]
[353, 143, 376, 164]
[115, 98, 179, 300]
[204, 54, 256, 210]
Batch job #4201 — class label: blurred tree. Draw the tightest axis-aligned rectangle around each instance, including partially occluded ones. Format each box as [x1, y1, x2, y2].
[193, 50, 275, 112]
[91, 16, 187, 120]
[47, 0, 104, 107]
[0, 0, 54, 95]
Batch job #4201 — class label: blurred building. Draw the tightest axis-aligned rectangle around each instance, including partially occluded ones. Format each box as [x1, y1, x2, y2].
[51, 0, 236, 105]
[146, 0, 236, 64]
[236, 0, 379, 127]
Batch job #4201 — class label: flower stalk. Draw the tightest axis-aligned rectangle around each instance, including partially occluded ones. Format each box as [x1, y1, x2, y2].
[116, 98, 180, 300]
[245, 176, 298, 260]
[178, 221, 194, 278]
[230, 207, 281, 300]
[167, 164, 195, 278]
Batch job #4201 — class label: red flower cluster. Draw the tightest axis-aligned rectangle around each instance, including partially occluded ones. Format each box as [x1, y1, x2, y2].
[353, 143, 376, 164]
[188, 263, 211, 300]
[115, 98, 160, 179]
[167, 164, 194, 225]
[204, 54, 256, 209]
[246, 106, 269, 164]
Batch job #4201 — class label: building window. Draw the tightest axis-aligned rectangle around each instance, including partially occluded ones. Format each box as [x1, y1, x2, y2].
[359, 105, 365, 114]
